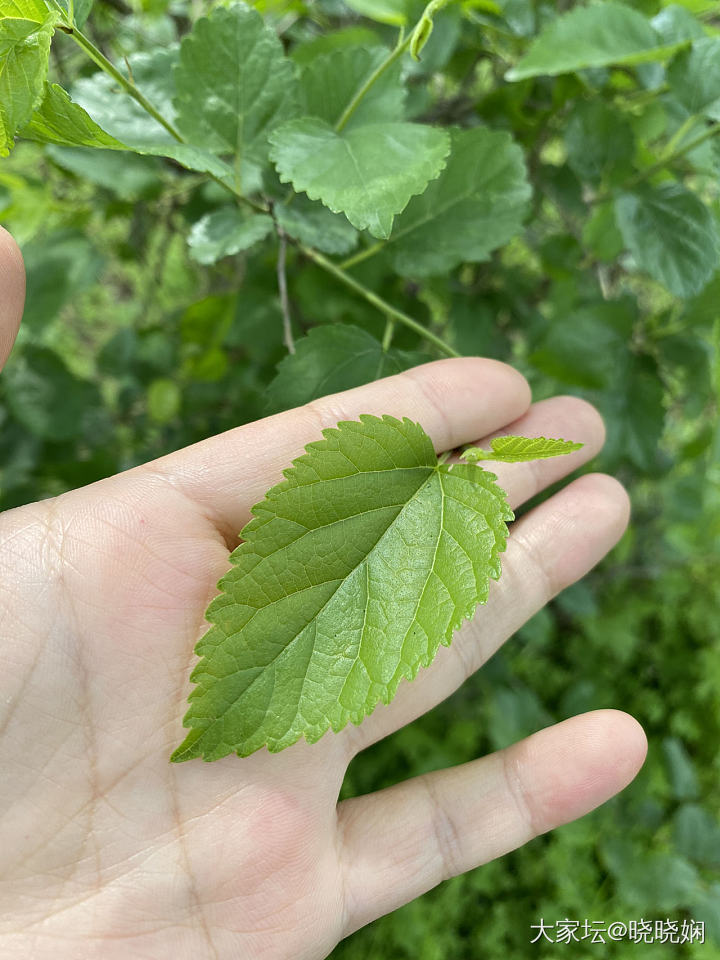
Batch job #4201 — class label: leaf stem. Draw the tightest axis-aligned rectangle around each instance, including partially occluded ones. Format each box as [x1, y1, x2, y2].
[334, 28, 411, 133]
[632, 121, 720, 185]
[381, 315, 395, 351]
[661, 113, 699, 161]
[340, 239, 386, 270]
[299, 245, 460, 357]
[277, 230, 295, 354]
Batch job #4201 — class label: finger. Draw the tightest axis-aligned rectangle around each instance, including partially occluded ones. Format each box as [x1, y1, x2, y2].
[344, 473, 630, 754]
[142, 357, 531, 540]
[0, 227, 25, 370]
[338, 709, 647, 935]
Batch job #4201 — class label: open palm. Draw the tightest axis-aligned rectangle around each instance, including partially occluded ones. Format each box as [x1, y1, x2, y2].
[0, 227, 646, 960]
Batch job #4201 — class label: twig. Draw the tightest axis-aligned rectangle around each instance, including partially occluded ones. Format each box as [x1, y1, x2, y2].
[277, 230, 295, 354]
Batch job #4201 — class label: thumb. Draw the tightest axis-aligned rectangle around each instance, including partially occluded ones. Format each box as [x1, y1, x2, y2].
[0, 226, 25, 371]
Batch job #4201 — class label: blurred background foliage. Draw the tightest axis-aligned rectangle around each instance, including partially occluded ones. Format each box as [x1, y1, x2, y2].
[1, 0, 719, 955]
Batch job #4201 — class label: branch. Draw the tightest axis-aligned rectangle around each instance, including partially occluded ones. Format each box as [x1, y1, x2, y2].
[299, 245, 459, 358]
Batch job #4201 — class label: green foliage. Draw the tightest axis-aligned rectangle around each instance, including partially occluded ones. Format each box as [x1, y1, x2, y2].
[274, 196, 359, 255]
[187, 207, 273, 265]
[172, 415, 518, 761]
[615, 184, 720, 297]
[0, 0, 57, 155]
[506, 1, 687, 79]
[265, 325, 427, 413]
[386, 126, 531, 275]
[173, 4, 297, 169]
[21, 83, 123, 148]
[1, 0, 719, 947]
[668, 36, 720, 117]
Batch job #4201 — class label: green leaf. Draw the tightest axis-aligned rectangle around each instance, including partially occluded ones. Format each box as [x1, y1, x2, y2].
[270, 118, 451, 238]
[187, 207, 274, 265]
[147, 378, 181, 424]
[0, 1, 57, 156]
[296, 45, 405, 127]
[529, 299, 635, 391]
[673, 803, 720, 869]
[274, 195, 359, 256]
[668, 37, 720, 120]
[602, 353, 665, 471]
[563, 100, 635, 185]
[663, 735, 700, 800]
[387, 126, 531, 276]
[56, 0, 94, 27]
[4, 346, 101, 440]
[506, 1, 688, 81]
[343, 0, 410, 25]
[461, 435, 583, 463]
[73, 47, 178, 147]
[582, 202, 624, 262]
[21, 228, 104, 329]
[265, 325, 428, 413]
[615, 184, 720, 298]
[20, 82, 124, 148]
[291, 27, 383, 66]
[71, 49, 233, 179]
[171, 414, 512, 760]
[651, 4, 705, 45]
[173, 3, 297, 167]
[45, 145, 162, 201]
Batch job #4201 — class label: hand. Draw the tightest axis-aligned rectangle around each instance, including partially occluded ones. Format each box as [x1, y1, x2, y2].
[0, 226, 646, 960]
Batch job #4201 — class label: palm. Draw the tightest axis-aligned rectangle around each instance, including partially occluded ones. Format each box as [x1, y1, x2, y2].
[1, 478, 348, 959]
[0, 229, 647, 960]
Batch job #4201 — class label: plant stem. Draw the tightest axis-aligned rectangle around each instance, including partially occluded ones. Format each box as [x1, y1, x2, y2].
[340, 239, 386, 270]
[631, 122, 720, 185]
[335, 28, 411, 133]
[381, 315, 395, 351]
[277, 230, 295, 354]
[300, 245, 460, 357]
[661, 114, 700, 162]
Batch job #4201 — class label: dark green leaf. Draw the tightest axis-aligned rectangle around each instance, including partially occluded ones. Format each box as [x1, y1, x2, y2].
[615, 184, 720, 298]
[668, 38, 720, 120]
[564, 100, 634, 184]
[674, 804, 720, 868]
[274, 195, 359, 256]
[265, 324, 428, 413]
[187, 207, 273, 265]
[4, 347, 100, 440]
[387, 126, 531, 276]
[174, 3, 297, 167]
[507, 1, 687, 81]
[296, 45, 404, 127]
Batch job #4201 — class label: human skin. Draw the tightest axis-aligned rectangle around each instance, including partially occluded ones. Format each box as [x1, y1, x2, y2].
[0, 225, 647, 960]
